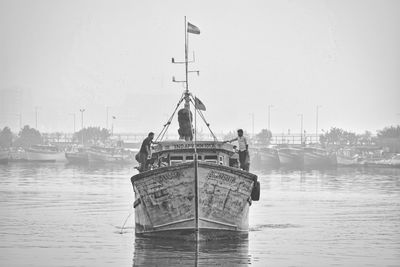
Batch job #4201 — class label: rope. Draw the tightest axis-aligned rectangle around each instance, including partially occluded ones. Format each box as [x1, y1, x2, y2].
[189, 96, 218, 141]
[155, 94, 185, 142]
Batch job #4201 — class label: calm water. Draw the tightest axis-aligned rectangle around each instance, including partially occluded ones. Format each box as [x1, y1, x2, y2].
[1, 162, 399, 266]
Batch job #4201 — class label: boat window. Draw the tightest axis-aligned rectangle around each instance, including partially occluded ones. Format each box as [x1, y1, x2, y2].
[219, 155, 224, 165]
[186, 155, 202, 162]
[204, 155, 218, 164]
[170, 155, 184, 166]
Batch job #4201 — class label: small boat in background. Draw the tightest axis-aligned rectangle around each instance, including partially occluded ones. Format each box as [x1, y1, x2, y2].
[336, 148, 361, 166]
[278, 147, 303, 167]
[8, 147, 27, 162]
[87, 146, 134, 164]
[387, 154, 400, 168]
[303, 147, 332, 167]
[65, 147, 89, 164]
[0, 149, 9, 164]
[26, 145, 65, 162]
[253, 147, 280, 168]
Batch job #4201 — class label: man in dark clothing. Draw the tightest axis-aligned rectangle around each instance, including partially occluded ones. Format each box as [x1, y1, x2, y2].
[137, 132, 154, 171]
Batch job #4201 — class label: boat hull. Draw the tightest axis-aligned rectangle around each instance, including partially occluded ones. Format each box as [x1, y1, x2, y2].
[278, 150, 303, 167]
[87, 150, 132, 164]
[131, 162, 257, 241]
[254, 148, 280, 168]
[303, 152, 331, 167]
[65, 152, 89, 164]
[336, 155, 360, 166]
[26, 150, 65, 162]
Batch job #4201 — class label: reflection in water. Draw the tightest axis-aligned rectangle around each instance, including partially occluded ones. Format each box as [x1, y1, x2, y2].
[133, 237, 250, 266]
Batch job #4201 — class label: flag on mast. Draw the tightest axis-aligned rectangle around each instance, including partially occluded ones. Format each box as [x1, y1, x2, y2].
[187, 22, 200, 34]
[195, 97, 206, 111]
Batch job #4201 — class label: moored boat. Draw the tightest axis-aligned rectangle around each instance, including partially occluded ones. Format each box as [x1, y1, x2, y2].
[277, 147, 303, 167]
[25, 145, 65, 162]
[87, 146, 134, 164]
[8, 147, 27, 162]
[253, 147, 280, 168]
[303, 147, 332, 167]
[65, 147, 89, 164]
[130, 19, 260, 241]
[336, 148, 361, 166]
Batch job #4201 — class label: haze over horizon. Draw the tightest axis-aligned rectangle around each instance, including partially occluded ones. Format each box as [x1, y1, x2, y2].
[1, 0, 399, 136]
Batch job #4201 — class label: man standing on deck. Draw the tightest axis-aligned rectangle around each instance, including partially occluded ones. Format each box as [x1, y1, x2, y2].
[226, 129, 250, 171]
[137, 132, 154, 171]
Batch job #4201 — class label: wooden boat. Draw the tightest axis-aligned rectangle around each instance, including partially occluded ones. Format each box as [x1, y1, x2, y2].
[87, 146, 134, 164]
[252, 147, 280, 168]
[25, 145, 65, 162]
[65, 147, 89, 164]
[303, 147, 332, 167]
[277, 147, 303, 167]
[130, 19, 260, 241]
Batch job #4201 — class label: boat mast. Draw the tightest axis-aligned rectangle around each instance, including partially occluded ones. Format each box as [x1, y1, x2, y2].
[184, 16, 199, 240]
[184, 16, 190, 110]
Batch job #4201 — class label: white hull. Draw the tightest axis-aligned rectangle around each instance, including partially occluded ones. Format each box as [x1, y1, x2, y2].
[132, 162, 257, 241]
[87, 150, 133, 163]
[336, 155, 360, 166]
[26, 151, 65, 162]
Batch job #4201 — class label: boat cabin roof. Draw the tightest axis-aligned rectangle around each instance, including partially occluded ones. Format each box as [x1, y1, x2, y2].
[153, 140, 235, 156]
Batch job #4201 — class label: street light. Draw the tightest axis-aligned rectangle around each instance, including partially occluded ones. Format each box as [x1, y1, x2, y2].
[268, 105, 274, 131]
[79, 109, 85, 145]
[35, 106, 39, 129]
[106, 106, 110, 130]
[316, 105, 322, 143]
[298, 114, 303, 144]
[111, 115, 116, 135]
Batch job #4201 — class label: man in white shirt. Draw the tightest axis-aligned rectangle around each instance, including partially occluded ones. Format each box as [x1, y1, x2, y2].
[226, 129, 249, 171]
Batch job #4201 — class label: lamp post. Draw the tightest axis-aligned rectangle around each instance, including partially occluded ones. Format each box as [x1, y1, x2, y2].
[298, 114, 303, 144]
[80, 109, 85, 144]
[111, 116, 116, 136]
[106, 106, 110, 130]
[316, 105, 322, 144]
[268, 105, 273, 131]
[35, 107, 39, 129]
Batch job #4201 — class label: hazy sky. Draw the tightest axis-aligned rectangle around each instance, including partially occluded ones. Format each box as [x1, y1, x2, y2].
[0, 0, 399, 135]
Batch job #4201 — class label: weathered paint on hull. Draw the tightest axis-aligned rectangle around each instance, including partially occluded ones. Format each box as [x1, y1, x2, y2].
[131, 162, 257, 240]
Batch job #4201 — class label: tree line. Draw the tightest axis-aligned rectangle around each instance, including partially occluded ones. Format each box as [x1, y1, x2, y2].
[0, 126, 111, 148]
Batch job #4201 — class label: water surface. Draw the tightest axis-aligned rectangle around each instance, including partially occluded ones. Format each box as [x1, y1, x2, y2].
[1, 163, 399, 266]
